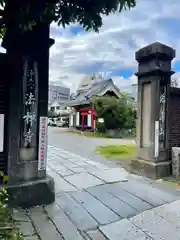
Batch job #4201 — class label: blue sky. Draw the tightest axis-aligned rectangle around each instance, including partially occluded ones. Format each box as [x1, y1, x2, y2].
[49, 0, 180, 92]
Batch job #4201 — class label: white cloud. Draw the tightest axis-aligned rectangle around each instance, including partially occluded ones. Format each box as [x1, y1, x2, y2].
[49, 0, 180, 92]
[112, 74, 137, 93]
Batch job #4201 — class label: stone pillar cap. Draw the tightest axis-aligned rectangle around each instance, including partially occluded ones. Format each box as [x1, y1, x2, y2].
[135, 42, 175, 61]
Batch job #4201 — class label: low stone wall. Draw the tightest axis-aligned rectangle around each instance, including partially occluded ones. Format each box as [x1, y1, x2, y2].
[106, 129, 135, 138]
[172, 147, 180, 178]
[106, 129, 121, 138]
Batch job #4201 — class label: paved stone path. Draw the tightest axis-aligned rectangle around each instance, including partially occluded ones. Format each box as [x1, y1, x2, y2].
[14, 145, 180, 240]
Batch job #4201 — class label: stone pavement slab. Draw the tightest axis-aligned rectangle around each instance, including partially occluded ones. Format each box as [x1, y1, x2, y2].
[152, 200, 180, 228]
[61, 161, 79, 169]
[83, 160, 109, 170]
[67, 165, 99, 174]
[19, 221, 35, 237]
[45, 204, 84, 240]
[68, 159, 91, 167]
[68, 166, 89, 173]
[101, 183, 153, 211]
[130, 203, 180, 240]
[119, 180, 179, 203]
[48, 171, 77, 192]
[99, 200, 180, 240]
[56, 192, 98, 230]
[24, 237, 39, 240]
[64, 172, 104, 189]
[45, 203, 67, 218]
[70, 190, 120, 225]
[51, 216, 84, 240]
[118, 181, 167, 206]
[90, 168, 128, 183]
[87, 230, 108, 240]
[12, 209, 38, 239]
[28, 207, 64, 240]
[100, 218, 153, 240]
[13, 209, 30, 222]
[48, 164, 74, 176]
[87, 185, 138, 218]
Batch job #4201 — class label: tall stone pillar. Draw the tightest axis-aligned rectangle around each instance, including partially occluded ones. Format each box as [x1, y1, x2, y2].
[131, 42, 175, 179]
[2, 23, 55, 208]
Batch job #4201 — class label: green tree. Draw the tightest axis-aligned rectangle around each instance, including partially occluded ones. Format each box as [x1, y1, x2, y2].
[124, 105, 136, 129]
[120, 91, 137, 121]
[0, 0, 136, 35]
[93, 96, 135, 130]
[120, 91, 134, 103]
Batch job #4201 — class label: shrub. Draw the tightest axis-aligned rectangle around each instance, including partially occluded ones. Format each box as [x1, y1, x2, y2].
[93, 96, 136, 131]
[0, 172, 23, 240]
[96, 122, 106, 133]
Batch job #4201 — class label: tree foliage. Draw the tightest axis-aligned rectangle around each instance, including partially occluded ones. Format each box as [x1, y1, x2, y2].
[93, 96, 135, 130]
[120, 91, 134, 101]
[0, 172, 23, 239]
[0, 0, 136, 34]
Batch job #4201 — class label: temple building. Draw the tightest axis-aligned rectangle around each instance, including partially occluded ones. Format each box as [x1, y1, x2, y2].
[65, 76, 120, 130]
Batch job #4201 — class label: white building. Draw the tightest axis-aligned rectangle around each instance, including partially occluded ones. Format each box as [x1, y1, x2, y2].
[48, 101, 72, 116]
[48, 83, 71, 116]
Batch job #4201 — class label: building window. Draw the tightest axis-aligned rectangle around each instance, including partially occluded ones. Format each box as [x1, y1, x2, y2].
[56, 106, 60, 110]
[60, 96, 69, 100]
[51, 107, 55, 111]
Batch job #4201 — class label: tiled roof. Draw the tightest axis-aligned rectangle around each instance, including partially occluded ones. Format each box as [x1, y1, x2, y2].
[64, 79, 120, 107]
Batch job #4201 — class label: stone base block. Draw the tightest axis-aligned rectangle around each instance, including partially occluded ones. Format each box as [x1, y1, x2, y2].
[6, 175, 55, 208]
[130, 158, 171, 180]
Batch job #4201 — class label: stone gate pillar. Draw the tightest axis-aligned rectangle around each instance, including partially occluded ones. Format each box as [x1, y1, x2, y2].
[131, 42, 175, 179]
[1, 22, 55, 207]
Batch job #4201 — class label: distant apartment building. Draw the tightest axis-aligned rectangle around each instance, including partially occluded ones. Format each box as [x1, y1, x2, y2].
[48, 84, 70, 104]
[48, 84, 71, 115]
